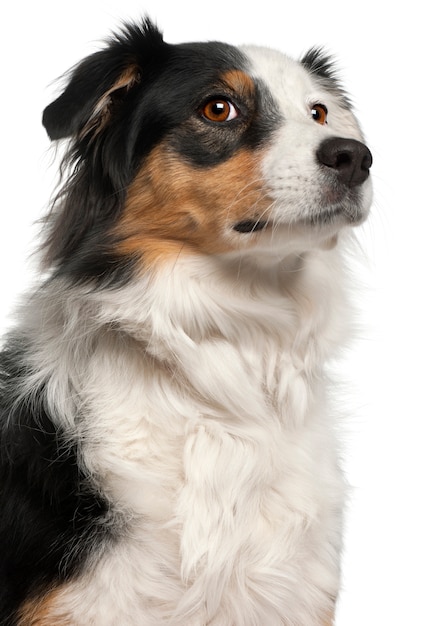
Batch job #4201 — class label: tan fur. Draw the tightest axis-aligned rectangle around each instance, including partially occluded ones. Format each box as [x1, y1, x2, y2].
[17, 587, 69, 626]
[116, 141, 272, 266]
[219, 68, 256, 99]
[322, 612, 335, 625]
[320, 601, 336, 625]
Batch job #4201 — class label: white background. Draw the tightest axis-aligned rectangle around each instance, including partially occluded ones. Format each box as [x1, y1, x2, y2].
[1, 2, 442, 624]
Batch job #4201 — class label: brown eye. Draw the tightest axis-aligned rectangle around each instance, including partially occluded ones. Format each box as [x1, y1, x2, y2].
[201, 99, 238, 122]
[311, 103, 328, 125]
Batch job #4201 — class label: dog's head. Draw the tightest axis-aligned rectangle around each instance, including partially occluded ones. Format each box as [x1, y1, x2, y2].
[42, 18, 372, 281]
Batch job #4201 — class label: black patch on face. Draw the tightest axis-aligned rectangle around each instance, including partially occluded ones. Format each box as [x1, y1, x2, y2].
[155, 47, 281, 167]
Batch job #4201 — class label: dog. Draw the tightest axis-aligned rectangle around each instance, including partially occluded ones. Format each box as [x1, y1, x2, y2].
[0, 17, 372, 626]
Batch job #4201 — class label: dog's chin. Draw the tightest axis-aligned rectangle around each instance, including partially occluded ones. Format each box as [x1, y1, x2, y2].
[301, 203, 368, 229]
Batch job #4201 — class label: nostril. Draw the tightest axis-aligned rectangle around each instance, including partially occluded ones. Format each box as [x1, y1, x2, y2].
[335, 151, 352, 169]
[317, 137, 372, 188]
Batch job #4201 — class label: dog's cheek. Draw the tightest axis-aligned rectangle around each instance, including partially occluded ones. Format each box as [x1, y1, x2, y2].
[114, 142, 273, 267]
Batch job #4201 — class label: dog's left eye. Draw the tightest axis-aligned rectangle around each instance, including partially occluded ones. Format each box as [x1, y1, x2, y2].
[201, 98, 239, 123]
[311, 103, 328, 125]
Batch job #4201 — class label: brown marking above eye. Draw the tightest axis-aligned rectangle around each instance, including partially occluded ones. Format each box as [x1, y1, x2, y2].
[201, 98, 239, 122]
[199, 69, 256, 124]
[311, 103, 328, 125]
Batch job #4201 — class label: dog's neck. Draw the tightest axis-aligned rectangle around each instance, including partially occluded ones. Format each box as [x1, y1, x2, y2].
[20, 244, 350, 436]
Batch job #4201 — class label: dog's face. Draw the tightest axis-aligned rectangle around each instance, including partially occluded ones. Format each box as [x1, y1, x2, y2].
[42, 19, 372, 279]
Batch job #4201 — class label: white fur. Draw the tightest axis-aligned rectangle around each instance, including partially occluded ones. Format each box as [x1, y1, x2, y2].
[17, 49, 371, 625]
[243, 47, 372, 237]
[20, 250, 347, 625]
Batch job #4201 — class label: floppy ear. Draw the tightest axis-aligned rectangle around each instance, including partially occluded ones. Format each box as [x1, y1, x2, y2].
[42, 57, 141, 140]
[42, 18, 163, 140]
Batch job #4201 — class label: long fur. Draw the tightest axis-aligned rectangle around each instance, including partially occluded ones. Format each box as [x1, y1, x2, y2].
[0, 17, 372, 626]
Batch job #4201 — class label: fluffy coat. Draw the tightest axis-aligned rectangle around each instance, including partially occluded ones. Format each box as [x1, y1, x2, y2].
[0, 18, 372, 625]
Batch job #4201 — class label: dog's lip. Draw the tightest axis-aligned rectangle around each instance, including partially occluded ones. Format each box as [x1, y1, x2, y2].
[233, 211, 349, 234]
[233, 219, 270, 233]
[312, 200, 369, 225]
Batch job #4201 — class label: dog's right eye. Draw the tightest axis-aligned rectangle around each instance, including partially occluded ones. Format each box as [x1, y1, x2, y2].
[201, 98, 239, 123]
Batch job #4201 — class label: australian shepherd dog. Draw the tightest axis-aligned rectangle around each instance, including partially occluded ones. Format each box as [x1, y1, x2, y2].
[0, 17, 372, 626]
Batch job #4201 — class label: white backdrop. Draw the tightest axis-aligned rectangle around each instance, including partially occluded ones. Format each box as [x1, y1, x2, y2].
[1, 2, 442, 624]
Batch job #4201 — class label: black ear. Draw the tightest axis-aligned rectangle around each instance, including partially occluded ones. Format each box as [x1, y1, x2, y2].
[42, 18, 165, 140]
[42, 55, 141, 141]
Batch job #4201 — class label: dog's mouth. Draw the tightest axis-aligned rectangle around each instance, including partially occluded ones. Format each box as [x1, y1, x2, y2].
[233, 207, 353, 235]
[233, 198, 367, 235]
[233, 220, 269, 233]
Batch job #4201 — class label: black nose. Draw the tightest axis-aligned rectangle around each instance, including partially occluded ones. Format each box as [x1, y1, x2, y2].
[316, 137, 372, 188]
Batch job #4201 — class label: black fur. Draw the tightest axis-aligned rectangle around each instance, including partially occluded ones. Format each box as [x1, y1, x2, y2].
[0, 340, 117, 625]
[301, 47, 351, 107]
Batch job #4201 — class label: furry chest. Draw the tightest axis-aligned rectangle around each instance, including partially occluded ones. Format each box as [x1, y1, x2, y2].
[73, 397, 344, 625]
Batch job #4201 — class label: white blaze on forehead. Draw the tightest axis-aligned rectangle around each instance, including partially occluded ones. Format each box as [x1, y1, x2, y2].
[240, 44, 363, 141]
[241, 45, 318, 119]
